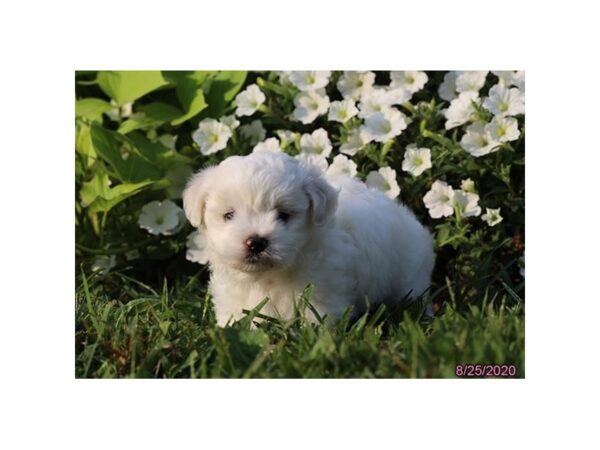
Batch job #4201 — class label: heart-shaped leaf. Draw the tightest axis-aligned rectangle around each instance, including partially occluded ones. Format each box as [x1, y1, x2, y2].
[97, 71, 168, 106]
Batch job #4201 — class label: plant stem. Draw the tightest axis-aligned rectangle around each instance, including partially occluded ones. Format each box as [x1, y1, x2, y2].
[76, 237, 157, 255]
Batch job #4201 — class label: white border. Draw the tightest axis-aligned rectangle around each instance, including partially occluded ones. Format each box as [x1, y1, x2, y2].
[2, 0, 600, 448]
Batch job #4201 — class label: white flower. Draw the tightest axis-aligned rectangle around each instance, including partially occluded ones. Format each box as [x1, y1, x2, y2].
[295, 153, 329, 173]
[91, 255, 116, 274]
[423, 180, 455, 218]
[186, 231, 209, 265]
[300, 128, 332, 158]
[192, 118, 232, 155]
[337, 71, 375, 100]
[460, 122, 501, 157]
[106, 100, 133, 121]
[453, 190, 481, 217]
[390, 71, 428, 94]
[220, 114, 240, 131]
[483, 84, 525, 117]
[482, 208, 503, 227]
[239, 120, 266, 146]
[365, 167, 401, 199]
[513, 71, 525, 91]
[401, 145, 432, 176]
[157, 134, 177, 150]
[340, 128, 366, 156]
[444, 91, 480, 129]
[485, 116, 520, 142]
[455, 71, 489, 93]
[166, 164, 193, 199]
[439, 71, 458, 102]
[357, 87, 394, 118]
[275, 129, 298, 149]
[234, 84, 266, 117]
[326, 154, 358, 178]
[492, 70, 525, 91]
[276, 71, 293, 86]
[460, 178, 476, 193]
[289, 71, 331, 91]
[120, 102, 133, 118]
[105, 107, 120, 122]
[492, 71, 517, 87]
[328, 99, 359, 123]
[292, 89, 330, 124]
[138, 200, 184, 236]
[360, 108, 407, 143]
[384, 86, 412, 105]
[253, 137, 282, 153]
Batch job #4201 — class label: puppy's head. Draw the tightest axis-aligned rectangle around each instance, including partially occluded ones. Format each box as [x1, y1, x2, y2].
[183, 152, 338, 273]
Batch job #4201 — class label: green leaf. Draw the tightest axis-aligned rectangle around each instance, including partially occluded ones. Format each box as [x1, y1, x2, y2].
[436, 223, 452, 247]
[127, 132, 190, 170]
[81, 170, 153, 213]
[88, 186, 151, 213]
[75, 121, 97, 167]
[141, 102, 183, 122]
[97, 71, 168, 106]
[117, 102, 183, 134]
[204, 71, 247, 117]
[117, 119, 146, 135]
[80, 171, 110, 206]
[172, 77, 208, 125]
[162, 70, 215, 86]
[90, 123, 163, 182]
[76, 98, 113, 120]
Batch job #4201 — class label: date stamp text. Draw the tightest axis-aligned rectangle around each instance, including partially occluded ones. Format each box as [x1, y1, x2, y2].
[455, 364, 517, 377]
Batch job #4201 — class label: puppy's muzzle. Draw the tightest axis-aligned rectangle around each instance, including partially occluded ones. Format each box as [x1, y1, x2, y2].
[245, 235, 269, 255]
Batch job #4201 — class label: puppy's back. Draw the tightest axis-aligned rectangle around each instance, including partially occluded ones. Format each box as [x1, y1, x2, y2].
[327, 174, 435, 304]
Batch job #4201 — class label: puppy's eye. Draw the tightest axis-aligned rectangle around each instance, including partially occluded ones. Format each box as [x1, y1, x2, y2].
[277, 210, 291, 223]
[223, 211, 235, 221]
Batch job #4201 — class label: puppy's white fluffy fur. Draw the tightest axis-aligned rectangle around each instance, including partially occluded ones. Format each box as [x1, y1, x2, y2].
[183, 152, 435, 326]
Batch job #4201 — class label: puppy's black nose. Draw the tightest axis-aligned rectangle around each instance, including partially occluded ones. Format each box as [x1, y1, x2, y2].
[245, 235, 269, 254]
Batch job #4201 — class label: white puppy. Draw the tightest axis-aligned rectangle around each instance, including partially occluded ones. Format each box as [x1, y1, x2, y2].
[183, 152, 435, 326]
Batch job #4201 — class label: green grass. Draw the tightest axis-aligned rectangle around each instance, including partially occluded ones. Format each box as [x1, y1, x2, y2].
[75, 269, 524, 378]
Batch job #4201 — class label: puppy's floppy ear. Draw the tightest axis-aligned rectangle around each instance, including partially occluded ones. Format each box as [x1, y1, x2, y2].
[304, 171, 339, 226]
[183, 167, 217, 228]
